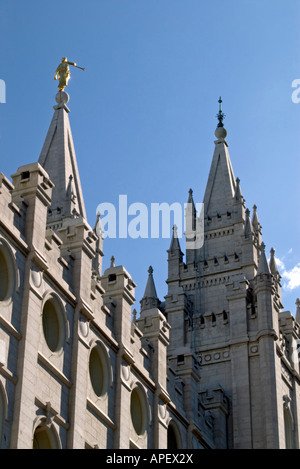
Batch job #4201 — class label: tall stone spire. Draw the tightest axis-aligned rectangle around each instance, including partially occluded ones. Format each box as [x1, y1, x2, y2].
[169, 224, 183, 257]
[252, 205, 260, 232]
[187, 188, 196, 231]
[185, 188, 197, 264]
[203, 98, 237, 215]
[244, 208, 253, 239]
[257, 242, 271, 275]
[269, 248, 279, 276]
[38, 91, 86, 225]
[140, 266, 160, 312]
[234, 177, 243, 203]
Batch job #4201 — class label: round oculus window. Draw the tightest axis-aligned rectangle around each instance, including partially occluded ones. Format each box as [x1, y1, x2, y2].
[89, 346, 107, 397]
[42, 299, 63, 353]
[130, 387, 146, 436]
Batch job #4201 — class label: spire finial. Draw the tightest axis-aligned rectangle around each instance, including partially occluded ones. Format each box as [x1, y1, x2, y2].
[215, 97, 227, 139]
[148, 265, 153, 275]
[217, 96, 225, 128]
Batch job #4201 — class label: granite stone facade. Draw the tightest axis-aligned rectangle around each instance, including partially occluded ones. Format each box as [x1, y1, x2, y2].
[0, 91, 299, 449]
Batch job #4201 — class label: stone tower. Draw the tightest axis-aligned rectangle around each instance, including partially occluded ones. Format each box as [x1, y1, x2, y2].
[165, 98, 300, 449]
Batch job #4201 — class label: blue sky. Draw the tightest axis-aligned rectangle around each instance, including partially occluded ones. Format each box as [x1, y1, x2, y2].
[1, 0, 300, 315]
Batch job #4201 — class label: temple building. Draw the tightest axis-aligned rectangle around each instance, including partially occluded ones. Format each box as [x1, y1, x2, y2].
[0, 87, 299, 449]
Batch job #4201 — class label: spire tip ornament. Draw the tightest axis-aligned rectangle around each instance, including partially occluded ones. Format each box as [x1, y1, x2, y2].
[217, 96, 225, 127]
[215, 96, 227, 140]
[54, 57, 85, 92]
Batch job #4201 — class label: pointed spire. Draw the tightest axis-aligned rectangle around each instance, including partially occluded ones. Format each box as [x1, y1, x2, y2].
[244, 208, 253, 238]
[295, 298, 300, 324]
[252, 204, 258, 226]
[257, 242, 271, 275]
[251, 204, 262, 245]
[185, 188, 198, 264]
[203, 103, 236, 214]
[187, 188, 196, 230]
[169, 224, 183, 257]
[187, 187, 194, 203]
[234, 177, 243, 202]
[269, 248, 279, 276]
[252, 205, 261, 231]
[143, 266, 158, 298]
[140, 266, 160, 311]
[38, 91, 86, 225]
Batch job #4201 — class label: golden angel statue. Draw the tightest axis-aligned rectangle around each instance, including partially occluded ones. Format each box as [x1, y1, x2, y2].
[54, 57, 85, 92]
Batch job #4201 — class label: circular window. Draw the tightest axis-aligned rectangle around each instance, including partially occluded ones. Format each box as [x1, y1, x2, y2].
[0, 244, 15, 302]
[42, 298, 64, 353]
[89, 346, 107, 397]
[130, 387, 146, 435]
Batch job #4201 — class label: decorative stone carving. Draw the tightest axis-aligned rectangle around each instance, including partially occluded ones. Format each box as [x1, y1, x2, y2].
[30, 263, 42, 288]
[79, 316, 89, 338]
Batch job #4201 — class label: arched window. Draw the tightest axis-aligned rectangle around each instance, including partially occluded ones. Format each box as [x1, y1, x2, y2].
[33, 424, 59, 449]
[284, 405, 294, 449]
[167, 421, 181, 450]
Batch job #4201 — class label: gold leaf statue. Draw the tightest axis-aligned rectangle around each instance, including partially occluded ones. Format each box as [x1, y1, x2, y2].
[54, 57, 85, 92]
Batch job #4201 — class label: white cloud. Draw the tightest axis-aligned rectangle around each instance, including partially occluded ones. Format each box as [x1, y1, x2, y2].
[281, 263, 300, 291]
[266, 251, 300, 294]
[275, 256, 285, 271]
[273, 255, 300, 291]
